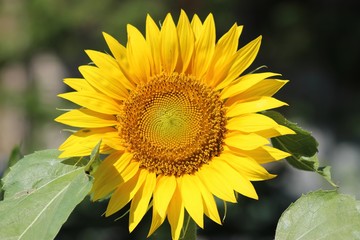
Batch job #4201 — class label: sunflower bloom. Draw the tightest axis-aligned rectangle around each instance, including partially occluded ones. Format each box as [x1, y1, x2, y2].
[56, 10, 294, 240]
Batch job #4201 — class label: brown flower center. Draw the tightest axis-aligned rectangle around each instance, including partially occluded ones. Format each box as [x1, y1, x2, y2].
[118, 73, 226, 176]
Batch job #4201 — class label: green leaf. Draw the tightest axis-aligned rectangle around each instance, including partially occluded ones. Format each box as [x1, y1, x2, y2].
[275, 190, 360, 239]
[263, 111, 337, 187]
[0, 149, 93, 240]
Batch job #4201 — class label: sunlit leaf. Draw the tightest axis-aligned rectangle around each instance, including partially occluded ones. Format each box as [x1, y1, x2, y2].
[263, 111, 337, 187]
[275, 190, 360, 239]
[0, 149, 92, 240]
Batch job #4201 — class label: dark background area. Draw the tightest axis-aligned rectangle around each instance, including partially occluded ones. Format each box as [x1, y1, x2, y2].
[1, 1, 359, 239]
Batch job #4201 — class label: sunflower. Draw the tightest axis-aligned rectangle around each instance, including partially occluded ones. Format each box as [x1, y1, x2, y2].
[56, 10, 294, 240]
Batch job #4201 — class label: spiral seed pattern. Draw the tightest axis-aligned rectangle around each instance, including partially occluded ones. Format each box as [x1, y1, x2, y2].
[118, 73, 227, 176]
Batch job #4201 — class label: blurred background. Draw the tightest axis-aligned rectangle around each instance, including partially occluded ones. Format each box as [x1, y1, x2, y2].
[0, 0, 359, 239]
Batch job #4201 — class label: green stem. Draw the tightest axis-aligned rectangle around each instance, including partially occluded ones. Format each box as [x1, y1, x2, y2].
[182, 212, 197, 240]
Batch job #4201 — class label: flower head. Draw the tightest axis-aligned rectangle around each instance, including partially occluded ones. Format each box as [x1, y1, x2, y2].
[56, 10, 294, 240]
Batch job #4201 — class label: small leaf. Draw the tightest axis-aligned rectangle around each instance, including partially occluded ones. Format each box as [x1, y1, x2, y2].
[263, 111, 318, 157]
[275, 190, 360, 240]
[317, 166, 335, 187]
[85, 140, 102, 174]
[263, 111, 337, 187]
[0, 149, 92, 240]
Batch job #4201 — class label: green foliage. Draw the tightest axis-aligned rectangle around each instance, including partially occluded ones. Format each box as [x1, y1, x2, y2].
[0, 149, 92, 240]
[275, 190, 360, 239]
[264, 111, 337, 187]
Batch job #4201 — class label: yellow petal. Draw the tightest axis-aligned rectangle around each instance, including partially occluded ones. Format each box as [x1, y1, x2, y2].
[206, 24, 242, 86]
[92, 151, 125, 184]
[176, 9, 195, 73]
[59, 145, 112, 159]
[102, 32, 136, 90]
[114, 159, 140, 181]
[153, 175, 177, 218]
[255, 124, 295, 138]
[85, 50, 118, 70]
[60, 127, 123, 154]
[214, 24, 242, 59]
[92, 151, 128, 186]
[92, 152, 134, 200]
[232, 145, 291, 164]
[178, 175, 204, 228]
[146, 14, 161, 76]
[94, 159, 141, 201]
[221, 72, 281, 100]
[197, 164, 237, 203]
[101, 132, 125, 151]
[226, 96, 288, 117]
[192, 175, 221, 225]
[106, 166, 146, 216]
[55, 108, 117, 128]
[210, 159, 258, 199]
[102, 32, 128, 66]
[79, 65, 129, 100]
[160, 13, 179, 74]
[215, 36, 262, 90]
[127, 24, 151, 83]
[190, 14, 203, 39]
[59, 128, 108, 150]
[58, 91, 121, 115]
[224, 133, 269, 150]
[237, 79, 289, 100]
[148, 207, 166, 237]
[192, 13, 215, 78]
[84, 50, 134, 90]
[274, 125, 295, 135]
[58, 128, 118, 158]
[219, 152, 275, 181]
[129, 171, 156, 232]
[226, 113, 279, 133]
[63, 78, 94, 92]
[167, 186, 184, 240]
